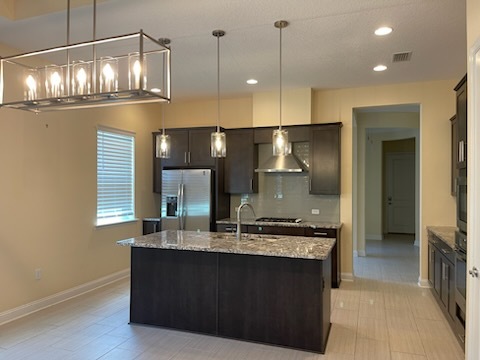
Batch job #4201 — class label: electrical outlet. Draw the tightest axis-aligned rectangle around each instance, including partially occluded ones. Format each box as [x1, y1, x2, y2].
[34, 268, 42, 280]
[311, 209, 320, 215]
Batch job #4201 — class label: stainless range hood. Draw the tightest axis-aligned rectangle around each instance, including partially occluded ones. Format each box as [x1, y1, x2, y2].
[255, 152, 306, 173]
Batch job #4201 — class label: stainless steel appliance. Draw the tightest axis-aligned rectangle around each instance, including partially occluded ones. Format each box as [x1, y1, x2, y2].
[161, 169, 213, 231]
[456, 177, 467, 233]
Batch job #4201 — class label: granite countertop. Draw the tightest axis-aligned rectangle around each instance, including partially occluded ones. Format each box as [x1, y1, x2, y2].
[427, 226, 456, 249]
[217, 218, 342, 229]
[117, 230, 335, 260]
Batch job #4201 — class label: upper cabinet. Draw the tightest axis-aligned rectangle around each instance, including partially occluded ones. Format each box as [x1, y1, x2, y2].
[160, 128, 216, 168]
[224, 129, 258, 194]
[454, 75, 467, 174]
[309, 123, 342, 195]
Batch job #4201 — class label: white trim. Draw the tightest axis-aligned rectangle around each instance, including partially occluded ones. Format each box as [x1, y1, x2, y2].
[0, 268, 130, 326]
[414, 238, 420, 247]
[353, 250, 359, 257]
[357, 250, 366, 257]
[341, 272, 354, 282]
[366, 234, 383, 241]
[466, 37, 480, 360]
[417, 277, 431, 288]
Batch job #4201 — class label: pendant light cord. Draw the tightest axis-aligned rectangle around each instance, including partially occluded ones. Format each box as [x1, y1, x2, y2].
[216, 33, 220, 133]
[162, 104, 166, 136]
[279, 24, 282, 131]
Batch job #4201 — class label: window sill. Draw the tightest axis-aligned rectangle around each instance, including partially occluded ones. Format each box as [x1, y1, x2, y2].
[96, 218, 139, 229]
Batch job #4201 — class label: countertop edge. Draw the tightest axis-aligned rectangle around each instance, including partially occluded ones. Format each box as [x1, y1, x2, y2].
[117, 231, 335, 261]
[426, 226, 456, 250]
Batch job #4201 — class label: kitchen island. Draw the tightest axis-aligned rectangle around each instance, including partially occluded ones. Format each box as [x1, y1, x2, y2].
[117, 230, 335, 353]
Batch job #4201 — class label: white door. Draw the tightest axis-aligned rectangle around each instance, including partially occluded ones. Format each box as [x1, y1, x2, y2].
[466, 38, 480, 360]
[385, 152, 415, 234]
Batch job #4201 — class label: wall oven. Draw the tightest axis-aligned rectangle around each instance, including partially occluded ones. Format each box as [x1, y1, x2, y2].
[456, 177, 467, 233]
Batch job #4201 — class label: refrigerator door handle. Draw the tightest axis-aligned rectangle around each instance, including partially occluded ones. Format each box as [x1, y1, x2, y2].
[177, 183, 183, 230]
[180, 183, 186, 230]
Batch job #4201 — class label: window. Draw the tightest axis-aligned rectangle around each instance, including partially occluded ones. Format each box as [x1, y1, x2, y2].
[96, 126, 135, 226]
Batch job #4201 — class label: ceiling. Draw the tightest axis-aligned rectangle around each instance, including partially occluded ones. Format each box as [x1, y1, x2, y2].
[0, 0, 467, 102]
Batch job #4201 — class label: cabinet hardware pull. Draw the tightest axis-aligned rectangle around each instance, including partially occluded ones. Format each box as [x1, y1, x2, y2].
[184, 152, 187, 164]
[314, 232, 328, 236]
[440, 248, 450, 255]
[442, 263, 445, 281]
[250, 178, 253, 191]
[153, 223, 157, 233]
[188, 151, 191, 164]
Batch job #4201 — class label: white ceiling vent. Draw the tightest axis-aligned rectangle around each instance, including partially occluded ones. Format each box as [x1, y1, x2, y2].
[392, 52, 412, 62]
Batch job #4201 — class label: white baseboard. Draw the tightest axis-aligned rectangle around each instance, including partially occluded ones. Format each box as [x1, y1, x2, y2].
[341, 273, 354, 282]
[417, 277, 431, 288]
[366, 234, 383, 241]
[0, 268, 130, 326]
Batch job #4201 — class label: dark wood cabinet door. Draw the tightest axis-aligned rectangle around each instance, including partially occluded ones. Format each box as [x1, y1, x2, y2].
[434, 248, 442, 297]
[188, 128, 216, 167]
[450, 115, 458, 196]
[225, 129, 258, 194]
[428, 243, 435, 286]
[218, 253, 330, 353]
[161, 129, 189, 168]
[130, 248, 218, 334]
[455, 75, 467, 171]
[309, 124, 341, 195]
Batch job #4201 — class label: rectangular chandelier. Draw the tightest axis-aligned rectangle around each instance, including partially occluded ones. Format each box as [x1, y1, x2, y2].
[0, 30, 171, 112]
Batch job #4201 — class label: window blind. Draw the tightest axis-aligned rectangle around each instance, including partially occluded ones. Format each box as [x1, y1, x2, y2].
[96, 127, 135, 226]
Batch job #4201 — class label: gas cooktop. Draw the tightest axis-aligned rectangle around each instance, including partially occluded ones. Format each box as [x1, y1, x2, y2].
[255, 217, 302, 224]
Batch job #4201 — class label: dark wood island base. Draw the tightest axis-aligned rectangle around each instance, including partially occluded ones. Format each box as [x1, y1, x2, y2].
[130, 247, 332, 354]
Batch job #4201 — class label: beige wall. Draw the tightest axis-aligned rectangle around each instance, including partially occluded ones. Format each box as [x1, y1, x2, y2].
[313, 80, 457, 281]
[0, 38, 458, 313]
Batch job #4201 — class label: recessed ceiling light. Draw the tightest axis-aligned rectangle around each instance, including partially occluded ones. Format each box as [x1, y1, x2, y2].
[373, 65, 387, 72]
[246, 79, 258, 85]
[151, 88, 161, 93]
[375, 27, 393, 36]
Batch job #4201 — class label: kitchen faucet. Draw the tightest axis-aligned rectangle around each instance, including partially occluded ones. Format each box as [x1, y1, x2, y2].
[236, 202, 256, 240]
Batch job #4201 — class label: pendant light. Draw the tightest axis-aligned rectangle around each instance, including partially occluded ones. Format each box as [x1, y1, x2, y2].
[0, 0, 170, 113]
[156, 104, 171, 158]
[211, 30, 227, 158]
[156, 38, 171, 159]
[272, 20, 289, 156]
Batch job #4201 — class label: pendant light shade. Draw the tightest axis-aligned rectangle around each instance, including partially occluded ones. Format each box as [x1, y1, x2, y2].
[272, 20, 289, 156]
[156, 133, 171, 158]
[211, 30, 227, 158]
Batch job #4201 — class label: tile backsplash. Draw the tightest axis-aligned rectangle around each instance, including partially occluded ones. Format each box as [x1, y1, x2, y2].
[229, 143, 340, 222]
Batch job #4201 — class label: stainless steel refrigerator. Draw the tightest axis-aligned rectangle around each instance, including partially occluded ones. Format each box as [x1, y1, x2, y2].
[161, 169, 213, 231]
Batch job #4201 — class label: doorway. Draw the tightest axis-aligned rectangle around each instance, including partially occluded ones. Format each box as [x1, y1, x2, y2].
[353, 105, 420, 279]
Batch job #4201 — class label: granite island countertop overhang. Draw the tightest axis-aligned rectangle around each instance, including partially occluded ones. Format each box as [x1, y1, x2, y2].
[216, 218, 342, 229]
[117, 230, 336, 260]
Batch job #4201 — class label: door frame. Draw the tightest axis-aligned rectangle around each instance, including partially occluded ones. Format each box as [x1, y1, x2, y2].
[466, 36, 480, 360]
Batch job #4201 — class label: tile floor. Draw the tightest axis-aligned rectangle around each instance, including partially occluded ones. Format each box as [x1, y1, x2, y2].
[0, 236, 465, 359]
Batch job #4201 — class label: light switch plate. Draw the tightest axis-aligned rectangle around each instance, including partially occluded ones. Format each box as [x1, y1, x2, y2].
[311, 209, 320, 215]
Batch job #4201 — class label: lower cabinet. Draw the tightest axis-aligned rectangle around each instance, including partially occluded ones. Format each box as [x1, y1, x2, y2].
[428, 234, 456, 322]
[305, 228, 341, 288]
